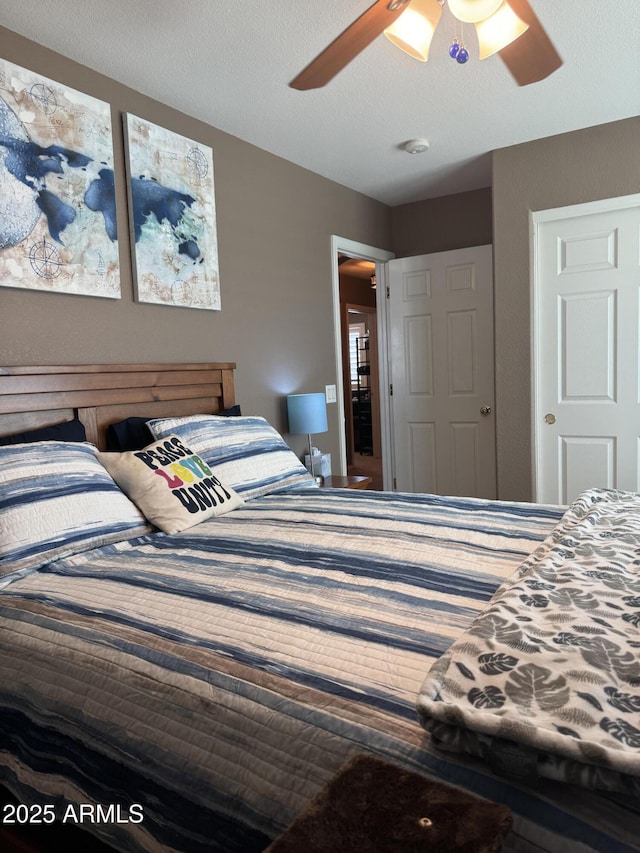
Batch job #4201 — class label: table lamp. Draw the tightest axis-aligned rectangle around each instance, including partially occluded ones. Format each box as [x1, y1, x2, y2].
[287, 392, 328, 483]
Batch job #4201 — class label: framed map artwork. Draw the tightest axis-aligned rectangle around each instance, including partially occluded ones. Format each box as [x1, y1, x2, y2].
[123, 114, 221, 310]
[0, 58, 120, 298]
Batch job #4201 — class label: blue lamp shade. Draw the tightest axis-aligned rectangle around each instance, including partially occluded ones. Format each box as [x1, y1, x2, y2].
[287, 393, 328, 436]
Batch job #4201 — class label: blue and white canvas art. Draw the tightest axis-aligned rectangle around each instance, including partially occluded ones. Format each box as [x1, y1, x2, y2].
[0, 58, 120, 298]
[124, 114, 221, 310]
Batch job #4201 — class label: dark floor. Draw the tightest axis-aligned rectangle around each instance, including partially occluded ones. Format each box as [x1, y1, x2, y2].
[0, 821, 114, 853]
[348, 453, 383, 490]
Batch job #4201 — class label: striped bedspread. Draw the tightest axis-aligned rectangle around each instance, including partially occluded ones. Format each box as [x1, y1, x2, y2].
[0, 489, 637, 853]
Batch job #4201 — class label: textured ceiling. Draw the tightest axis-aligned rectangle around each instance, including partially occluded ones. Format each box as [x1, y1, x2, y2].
[1, 1, 638, 206]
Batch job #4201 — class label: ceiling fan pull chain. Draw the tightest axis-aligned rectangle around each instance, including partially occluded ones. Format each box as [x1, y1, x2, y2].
[449, 15, 460, 59]
[449, 17, 470, 64]
[456, 36, 470, 63]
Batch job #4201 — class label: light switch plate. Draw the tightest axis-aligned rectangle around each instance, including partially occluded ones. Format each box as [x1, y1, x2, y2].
[325, 384, 337, 404]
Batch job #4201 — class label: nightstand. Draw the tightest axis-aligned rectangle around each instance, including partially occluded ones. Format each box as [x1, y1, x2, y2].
[321, 475, 372, 490]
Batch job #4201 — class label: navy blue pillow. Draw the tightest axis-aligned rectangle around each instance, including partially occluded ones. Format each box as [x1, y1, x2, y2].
[219, 405, 242, 417]
[106, 417, 153, 452]
[0, 418, 87, 446]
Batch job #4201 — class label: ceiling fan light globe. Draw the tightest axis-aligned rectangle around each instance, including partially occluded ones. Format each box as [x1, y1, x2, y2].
[448, 0, 502, 24]
[475, 1, 529, 59]
[384, 0, 442, 62]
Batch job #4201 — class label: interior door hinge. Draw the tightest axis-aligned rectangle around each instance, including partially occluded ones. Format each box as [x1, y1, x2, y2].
[386, 285, 390, 299]
[393, 477, 397, 490]
[389, 383, 393, 396]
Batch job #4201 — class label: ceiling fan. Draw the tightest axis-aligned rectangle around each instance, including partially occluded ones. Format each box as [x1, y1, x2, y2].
[290, 0, 562, 90]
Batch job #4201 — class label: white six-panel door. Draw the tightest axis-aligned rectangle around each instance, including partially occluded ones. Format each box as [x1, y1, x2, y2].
[533, 196, 640, 504]
[388, 245, 496, 497]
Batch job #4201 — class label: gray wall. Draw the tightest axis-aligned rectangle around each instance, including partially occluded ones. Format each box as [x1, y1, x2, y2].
[390, 187, 493, 256]
[0, 27, 392, 466]
[493, 116, 640, 501]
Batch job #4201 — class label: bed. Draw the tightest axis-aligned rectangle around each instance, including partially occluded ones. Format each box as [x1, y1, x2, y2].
[0, 363, 638, 853]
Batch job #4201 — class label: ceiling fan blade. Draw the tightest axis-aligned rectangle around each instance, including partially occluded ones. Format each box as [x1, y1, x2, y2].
[499, 0, 562, 85]
[290, 0, 410, 90]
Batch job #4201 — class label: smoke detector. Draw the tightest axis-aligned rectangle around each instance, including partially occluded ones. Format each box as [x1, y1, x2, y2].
[403, 138, 430, 154]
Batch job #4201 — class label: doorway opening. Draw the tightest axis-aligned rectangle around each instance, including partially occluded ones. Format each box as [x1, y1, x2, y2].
[330, 236, 394, 489]
[338, 256, 383, 489]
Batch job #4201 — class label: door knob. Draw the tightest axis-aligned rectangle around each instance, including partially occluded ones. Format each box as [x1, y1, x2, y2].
[545, 413, 556, 424]
[480, 405, 491, 416]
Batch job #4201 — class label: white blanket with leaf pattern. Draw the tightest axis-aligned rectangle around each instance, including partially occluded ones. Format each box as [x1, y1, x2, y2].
[417, 488, 640, 794]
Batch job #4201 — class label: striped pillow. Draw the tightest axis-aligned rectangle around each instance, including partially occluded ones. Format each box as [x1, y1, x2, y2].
[0, 442, 151, 583]
[147, 415, 316, 501]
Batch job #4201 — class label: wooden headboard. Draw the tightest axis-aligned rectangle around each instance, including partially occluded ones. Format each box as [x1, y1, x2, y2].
[0, 363, 236, 449]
